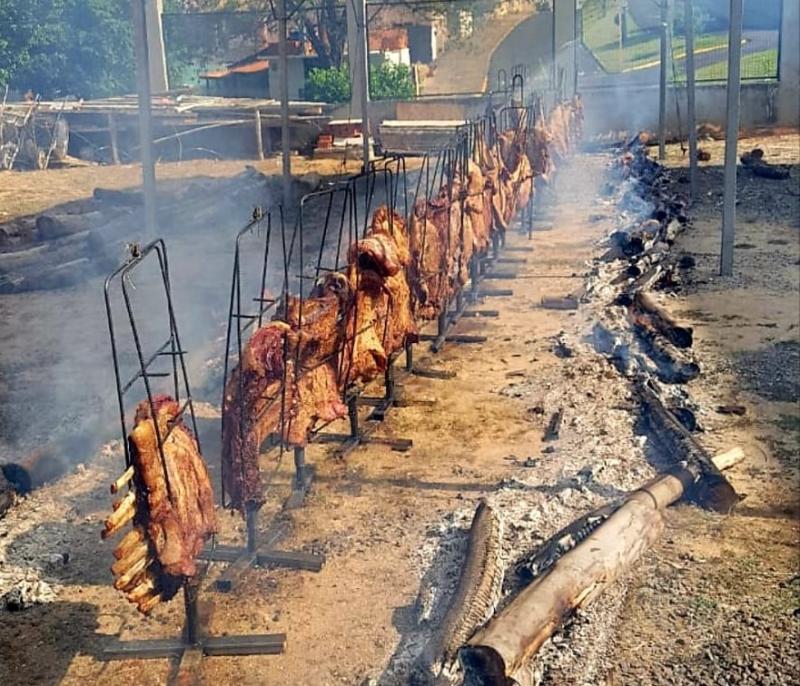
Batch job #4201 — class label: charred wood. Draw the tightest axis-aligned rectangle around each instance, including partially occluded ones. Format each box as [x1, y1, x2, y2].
[637, 381, 738, 512]
[631, 292, 693, 348]
[411, 501, 504, 685]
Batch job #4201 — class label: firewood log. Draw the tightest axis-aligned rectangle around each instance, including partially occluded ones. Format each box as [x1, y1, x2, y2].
[35, 210, 126, 240]
[632, 291, 693, 348]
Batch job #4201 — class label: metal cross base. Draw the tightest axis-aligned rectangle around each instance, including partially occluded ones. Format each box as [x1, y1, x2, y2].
[100, 585, 284, 682]
[284, 447, 315, 509]
[199, 508, 324, 592]
[425, 294, 490, 353]
[313, 394, 413, 460]
[402, 344, 456, 380]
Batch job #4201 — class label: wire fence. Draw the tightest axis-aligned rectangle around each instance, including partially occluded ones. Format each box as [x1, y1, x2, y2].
[579, 0, 782, 83]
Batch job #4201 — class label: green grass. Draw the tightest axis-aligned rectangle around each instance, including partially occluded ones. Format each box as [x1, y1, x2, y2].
[694, 48, 779, 81]
[583, 6, 764, 81]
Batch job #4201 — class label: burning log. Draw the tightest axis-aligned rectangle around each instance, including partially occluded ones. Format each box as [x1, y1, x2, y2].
[0, 469, 15, 518]
[411, 501, 504, 685]
[638, 382, 738, 512]
[630, 292, 693, 348]
[459, 449, 742, 685]
[461, 495, 665, 685]
[638, 331, 700, 384]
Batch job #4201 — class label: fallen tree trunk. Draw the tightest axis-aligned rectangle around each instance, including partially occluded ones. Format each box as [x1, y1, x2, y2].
[0, 257, 95, 294]
[459, 449, 741, 686]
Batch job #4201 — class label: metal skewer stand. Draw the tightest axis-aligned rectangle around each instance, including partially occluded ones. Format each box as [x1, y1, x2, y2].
[297, 172, 413, 459]
[101, 239, 287, 675]
[200, 208, 325, 588]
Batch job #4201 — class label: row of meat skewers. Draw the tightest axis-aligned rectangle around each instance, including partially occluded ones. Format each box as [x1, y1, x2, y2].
[101, 97, 585, 615]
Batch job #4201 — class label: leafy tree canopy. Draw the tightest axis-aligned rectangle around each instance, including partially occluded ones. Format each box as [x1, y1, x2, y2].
[306, 60, 414, 103]
[0, 0, 135, 99]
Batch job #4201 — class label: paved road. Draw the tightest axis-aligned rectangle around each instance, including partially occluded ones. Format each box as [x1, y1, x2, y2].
[420, 7, 536, 95]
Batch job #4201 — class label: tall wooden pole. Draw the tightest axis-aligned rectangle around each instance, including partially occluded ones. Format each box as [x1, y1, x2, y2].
[132, 0, 158, 237]
[684, 0, 698, 202]
[551, 4, 557, 92]
[347, 0, 371, 169]
[720, 0, 744, 276]
[278, 0, 291, 207]
[658, 0, 671, 160]
[573, 0, 579, 96]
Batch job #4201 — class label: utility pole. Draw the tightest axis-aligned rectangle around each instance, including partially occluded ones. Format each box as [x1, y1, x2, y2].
[684, 0, 698, 202]
[346, 0, 371, 168]
[720, 0, 744, 276]
[573, 0, 579, 96]
[144, 0, 169, 92]
[278, 0, 291, 207]
[551, 2, 557, 92]
[658, 0, 671, 160]
[132, 0, 158, 237]
[618, 0, 625, 72]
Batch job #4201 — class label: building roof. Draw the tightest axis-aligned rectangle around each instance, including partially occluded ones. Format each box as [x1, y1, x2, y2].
[201, 59, 269, 80]
[368, 28, 409, 52]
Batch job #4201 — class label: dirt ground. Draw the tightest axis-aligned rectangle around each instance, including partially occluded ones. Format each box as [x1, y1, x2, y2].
[0, 134, 798, 686]
[600, 133, 800, 686]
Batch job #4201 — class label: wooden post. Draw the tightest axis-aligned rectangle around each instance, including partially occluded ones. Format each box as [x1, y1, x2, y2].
[277, 0, 291, 207]
[132, 0, 158, 237]
[720, 0, 744, 277]
[108, 113, 120, 165]
[254, 109, 264, 161]
[658, 0, 670, 160]
[685, 0, 698, 202]
[347, 0, 370, 169]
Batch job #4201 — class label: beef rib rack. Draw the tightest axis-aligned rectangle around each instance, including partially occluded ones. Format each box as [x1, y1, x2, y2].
[102, 395, 217, 614]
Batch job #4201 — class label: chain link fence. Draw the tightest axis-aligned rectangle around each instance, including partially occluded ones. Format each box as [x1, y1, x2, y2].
[579, 0, 782, 83]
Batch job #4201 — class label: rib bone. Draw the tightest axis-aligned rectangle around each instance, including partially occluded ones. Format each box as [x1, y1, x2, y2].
[113, 555, 149, 591]
[111, 541, 148, 577]
[126, 574, 156, 603]
[138, 593, 163, 615]
[113, 527, 145, 560]
[110, 465, 135, 494]
[102, 491, 136, 539]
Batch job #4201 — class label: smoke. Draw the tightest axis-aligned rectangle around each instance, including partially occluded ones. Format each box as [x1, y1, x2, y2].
[0, 172, 270, 481]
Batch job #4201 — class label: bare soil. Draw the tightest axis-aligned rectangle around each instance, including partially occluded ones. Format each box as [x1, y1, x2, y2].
[0, 134, 797, 686]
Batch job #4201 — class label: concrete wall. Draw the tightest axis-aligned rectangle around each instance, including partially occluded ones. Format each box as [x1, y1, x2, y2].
[777, 0, 800, 126]
[580, 82, 783, 137]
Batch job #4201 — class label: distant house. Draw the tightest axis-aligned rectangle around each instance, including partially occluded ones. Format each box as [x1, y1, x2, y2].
[368, 28, 411, 67]
[201, 39, 321, 99]
[407, 24, 439, 63]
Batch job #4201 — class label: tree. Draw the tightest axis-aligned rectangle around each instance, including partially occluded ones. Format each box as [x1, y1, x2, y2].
[305, 60, 414, 103]
[0, 0, 135, 99]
